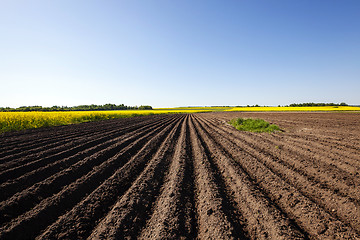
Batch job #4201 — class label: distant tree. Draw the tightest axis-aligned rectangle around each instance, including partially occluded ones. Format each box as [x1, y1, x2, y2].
[288, 102, 347, 107]
[138, 105, 153, 110]
[0, 103, 153, 112]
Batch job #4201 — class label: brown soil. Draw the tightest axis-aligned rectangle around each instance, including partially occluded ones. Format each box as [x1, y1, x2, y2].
[0, 112, 359, 239]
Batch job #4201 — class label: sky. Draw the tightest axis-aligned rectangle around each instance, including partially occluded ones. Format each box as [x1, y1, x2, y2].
[1, 0, 359, 108]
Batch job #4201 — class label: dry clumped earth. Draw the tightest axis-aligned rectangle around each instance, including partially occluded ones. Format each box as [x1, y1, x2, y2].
[0, 112, 359, 239]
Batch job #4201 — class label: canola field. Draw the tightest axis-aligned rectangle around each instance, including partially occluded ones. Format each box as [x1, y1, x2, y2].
[1, 106, 360, 133]
[0, 109, 211, 133]
[227, 106, 360, 112]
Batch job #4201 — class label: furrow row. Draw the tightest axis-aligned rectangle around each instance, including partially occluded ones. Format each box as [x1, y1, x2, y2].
[0, 115, 152, 151]
[0, 115, 179, 225]
[0, 115, 184, 239]
[0, 115, 174, 201]
[197, 115, 359, 238]
[86, 116, 186, 239]
[1, 112, 358, 239]
[0, 115, 163, 169]
[207, 118, 360, 202]
[138, 116, 197, 239]
[192, 115, 306, 239]
[0, 115, 172, 184]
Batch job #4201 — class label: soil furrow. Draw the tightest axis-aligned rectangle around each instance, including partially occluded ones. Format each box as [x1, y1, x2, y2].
[0, 115, 155, 151]
[187, 116, 235, 239]
[0, 112, 358, 239]
[198, 115, 359, 239]
[247, 132, 360, 202]
[264, 132, 360, 179]
[86, 116, 185, 239]
[209, 112, 360, 151]
[0, 115, 174, 202]
[0, 116, 178, 224]
[203, 117, 360, 231]
[207, 118, 360, 203]
[0, 116, 157, 170]
[138, 116, 197, 239]
[37, 115, 186, 240]
[0, 116, 166, 178]
[0, 116, 151, 158]
[284, 133, 360, 154]
[280, 132, 360, 162]
[193, 115, 306, 239]
[0, 115, 182, 239]
[222, 119, 360, 175]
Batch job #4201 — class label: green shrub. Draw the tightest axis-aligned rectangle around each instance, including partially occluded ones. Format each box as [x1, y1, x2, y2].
[229, 118, 281, 133]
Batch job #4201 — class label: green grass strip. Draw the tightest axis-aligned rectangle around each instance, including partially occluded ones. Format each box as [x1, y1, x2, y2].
[229, 118, 281, 133]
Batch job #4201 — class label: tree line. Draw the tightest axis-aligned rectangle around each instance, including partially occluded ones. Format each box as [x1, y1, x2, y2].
[0, 104, 153, 112]
[287, 102, 348, 107]
[241, 103, 349, 107]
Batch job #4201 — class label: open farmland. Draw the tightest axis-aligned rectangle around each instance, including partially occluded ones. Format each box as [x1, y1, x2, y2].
[227, 106, 360, 112]
[0, 112, 359, 239]
[0, 109, 211, 133]
[1, 106, 359, 133]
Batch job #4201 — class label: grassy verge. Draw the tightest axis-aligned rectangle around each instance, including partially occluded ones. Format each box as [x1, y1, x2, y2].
[229, 118, 281, 133]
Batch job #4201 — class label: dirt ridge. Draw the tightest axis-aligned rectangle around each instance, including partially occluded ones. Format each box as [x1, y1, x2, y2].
[0, 112, 359, 239]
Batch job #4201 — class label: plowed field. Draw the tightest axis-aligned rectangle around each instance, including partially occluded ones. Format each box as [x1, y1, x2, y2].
[0, 112, 359, 239]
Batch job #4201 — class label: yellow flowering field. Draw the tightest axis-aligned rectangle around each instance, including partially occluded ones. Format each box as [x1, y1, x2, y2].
[227, 106, 360, 112]
[2, 106, 359, 133]
[155, 107, 232, 111]
[0, 109, 211, 133]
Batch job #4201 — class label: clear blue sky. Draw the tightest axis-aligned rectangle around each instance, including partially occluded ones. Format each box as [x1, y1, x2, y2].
[1, 0, 359, 107]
